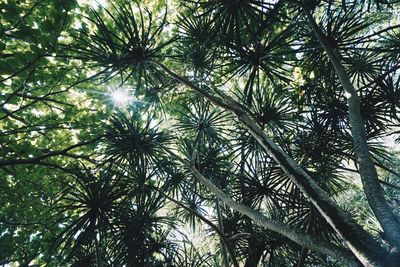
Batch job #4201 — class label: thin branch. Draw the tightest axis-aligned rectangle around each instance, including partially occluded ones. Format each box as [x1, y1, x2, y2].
[0, 137, 101, 168]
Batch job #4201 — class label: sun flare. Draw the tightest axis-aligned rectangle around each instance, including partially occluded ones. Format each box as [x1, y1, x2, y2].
[110, 90, 130, 106]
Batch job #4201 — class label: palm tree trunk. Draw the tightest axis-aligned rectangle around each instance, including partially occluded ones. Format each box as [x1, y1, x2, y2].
[153, 61, 386, 266]
[302, 5, 400, 250]
[163, 147, 361, 267]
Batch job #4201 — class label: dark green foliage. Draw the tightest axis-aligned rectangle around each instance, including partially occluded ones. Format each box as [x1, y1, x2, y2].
[50, 167, 128, 263]
[186, 0, 273, 41]
[174, 99, 230, 144]
[175, 11, 217, 74]
[66, 1, 173, 86]
[104, 111, 170, 166]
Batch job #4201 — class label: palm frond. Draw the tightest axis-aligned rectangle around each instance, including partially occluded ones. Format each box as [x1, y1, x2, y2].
[103, 111, 170, 167]
[65, 1, 173, 87]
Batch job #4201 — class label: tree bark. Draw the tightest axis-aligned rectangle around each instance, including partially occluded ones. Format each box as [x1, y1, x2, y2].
[153, 61, 387, 266]
[302, 7, 400, 250]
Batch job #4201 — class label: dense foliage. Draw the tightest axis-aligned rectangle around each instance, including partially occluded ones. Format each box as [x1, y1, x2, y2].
[1, 0, 400, 266]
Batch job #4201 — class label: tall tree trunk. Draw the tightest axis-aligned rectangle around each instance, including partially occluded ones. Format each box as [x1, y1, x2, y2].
[302, 6, 400, 250]
[164, 147, 361, 267]
[153, 61, 386, 266]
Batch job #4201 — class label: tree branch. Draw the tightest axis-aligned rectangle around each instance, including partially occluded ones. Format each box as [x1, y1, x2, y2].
[0, 138, 100, 168]
[163, 146, 361, 267]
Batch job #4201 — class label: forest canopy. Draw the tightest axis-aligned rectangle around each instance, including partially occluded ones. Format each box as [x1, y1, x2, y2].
[1, 0, 400, 266]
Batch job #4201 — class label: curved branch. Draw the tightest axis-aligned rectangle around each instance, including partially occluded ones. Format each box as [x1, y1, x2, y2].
[163, 147, 361, 267]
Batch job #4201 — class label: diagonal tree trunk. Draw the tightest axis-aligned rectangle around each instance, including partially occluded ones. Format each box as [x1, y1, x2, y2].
[302, 6, 400, 250]
[153, 60, 387, 266]
[163, 147, 361, 267]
